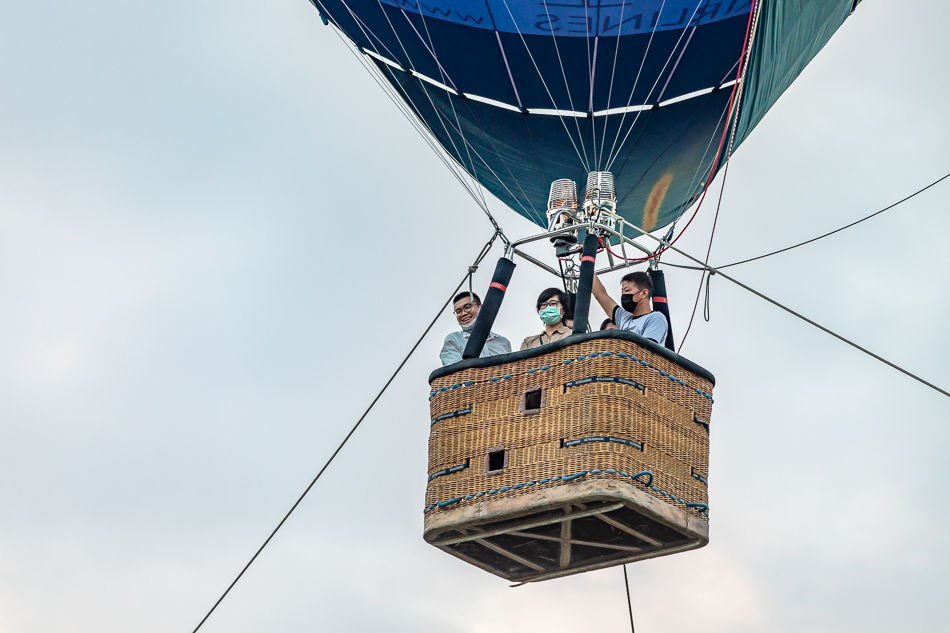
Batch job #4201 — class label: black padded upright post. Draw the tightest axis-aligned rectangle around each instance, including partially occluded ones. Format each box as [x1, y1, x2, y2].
[462, 257, 516, 359]
[572, 234, 600, 335]
[648, 268, 676, 352]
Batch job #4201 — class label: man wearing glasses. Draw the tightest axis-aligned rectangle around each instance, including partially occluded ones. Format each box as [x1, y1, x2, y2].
[520, 288, 573, 350]
[592, 271, 668, 345]
[440, 292, 512, 366]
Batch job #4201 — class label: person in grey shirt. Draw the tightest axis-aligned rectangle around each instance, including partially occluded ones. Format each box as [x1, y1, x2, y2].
[592, 270, 669, 345]
[440, 292, 512, 366]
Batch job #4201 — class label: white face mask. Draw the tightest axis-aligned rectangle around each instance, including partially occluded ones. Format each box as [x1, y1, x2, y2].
[461, 322, 475, 333]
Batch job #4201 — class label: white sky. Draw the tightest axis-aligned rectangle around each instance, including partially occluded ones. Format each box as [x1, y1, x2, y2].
[1, 1, 948, 632]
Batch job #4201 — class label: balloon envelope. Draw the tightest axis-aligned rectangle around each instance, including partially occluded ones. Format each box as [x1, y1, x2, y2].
[314, 0, 858, 231]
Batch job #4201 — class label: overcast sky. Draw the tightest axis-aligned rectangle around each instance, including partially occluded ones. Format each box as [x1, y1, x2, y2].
[1, 1, 948, 632]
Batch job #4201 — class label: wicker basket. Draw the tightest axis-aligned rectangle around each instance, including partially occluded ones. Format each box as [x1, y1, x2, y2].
[425, 330, 714, 583]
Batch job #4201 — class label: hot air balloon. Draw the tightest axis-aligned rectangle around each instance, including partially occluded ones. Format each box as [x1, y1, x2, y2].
[311, 0, 861, 230]
[308, 0, 863, 582]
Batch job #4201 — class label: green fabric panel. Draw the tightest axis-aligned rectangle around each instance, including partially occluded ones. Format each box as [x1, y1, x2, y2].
[731, 0, 856, 154]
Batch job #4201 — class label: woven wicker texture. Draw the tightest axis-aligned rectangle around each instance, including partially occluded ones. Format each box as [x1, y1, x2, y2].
[427, 338, 713, 521]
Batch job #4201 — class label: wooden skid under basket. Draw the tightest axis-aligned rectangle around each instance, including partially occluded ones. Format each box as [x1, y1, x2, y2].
[425, 331, 715, 583]
[424, 478, 709, 583]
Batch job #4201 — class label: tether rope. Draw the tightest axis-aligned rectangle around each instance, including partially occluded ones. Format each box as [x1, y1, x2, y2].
[679, 159, 731, 350]
[716, 170, 950, 269]
[628, 229, 950, 400]
[709, 267, 950, 399]
[190, 233, 501, 632]
[656, 168, 950, 275]
[623, 565, 636, 633]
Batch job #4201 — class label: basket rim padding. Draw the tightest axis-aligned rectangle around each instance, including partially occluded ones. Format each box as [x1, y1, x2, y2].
[429, 329, 715, 386]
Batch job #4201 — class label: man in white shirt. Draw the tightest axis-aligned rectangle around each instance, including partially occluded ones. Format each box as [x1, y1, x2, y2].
[440, 292, 512, 366]
[591, 271, 669, 345]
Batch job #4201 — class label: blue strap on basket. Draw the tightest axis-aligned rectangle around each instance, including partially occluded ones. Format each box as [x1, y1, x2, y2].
[427, 462, 469, 481]
[563, 436, 643, 450]
[429, 350, 714, 402]
[431, 407, 473, 426]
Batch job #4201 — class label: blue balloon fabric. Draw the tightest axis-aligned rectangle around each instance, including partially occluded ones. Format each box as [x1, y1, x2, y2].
[313, 0, 857, 232]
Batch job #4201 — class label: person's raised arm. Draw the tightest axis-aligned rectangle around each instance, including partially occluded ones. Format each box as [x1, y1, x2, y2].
[592, 274, 618, 319]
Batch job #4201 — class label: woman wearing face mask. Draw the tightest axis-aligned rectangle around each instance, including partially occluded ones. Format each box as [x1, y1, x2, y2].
[520, 288, 572, 350]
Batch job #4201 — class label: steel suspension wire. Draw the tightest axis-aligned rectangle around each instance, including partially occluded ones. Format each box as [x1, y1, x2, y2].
[191, 233, 501, 633]
[582, 0, 596, 167]
[322, 22, 483, 209]
[597, 0, 640, 168]
[360, 0, 538, 221]
[329, 0, 511, 223]
[538, 0, 591, 169]
[408, 3, 538, 222]
[716, 170, 950, 269]
[604, 0, 698, 171]
[320, 11, 511, 237]
[498, 0, 591, 172]
[599, 2, 758, 267]
[674, 95, 734, 216]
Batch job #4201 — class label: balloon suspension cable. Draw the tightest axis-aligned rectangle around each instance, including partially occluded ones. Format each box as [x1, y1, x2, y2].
[648, 225, 675, 269]
[597, 0, 760, 270]
[618, 222, 950, 400]
[315, 9, 533, 237]
[483, 211, 510, 247]
[507, 219, 654, 282]
[680, 0, 761, 350]
[189, 232, 501, 633]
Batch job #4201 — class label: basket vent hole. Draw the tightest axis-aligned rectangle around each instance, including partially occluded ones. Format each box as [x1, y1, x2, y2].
[522, 386, 544, 413]
[525, 389, 542, 410]
[486, 449, 507, 473]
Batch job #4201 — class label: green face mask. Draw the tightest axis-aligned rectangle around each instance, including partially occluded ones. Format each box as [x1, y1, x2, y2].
[539, 306, 562, 325]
